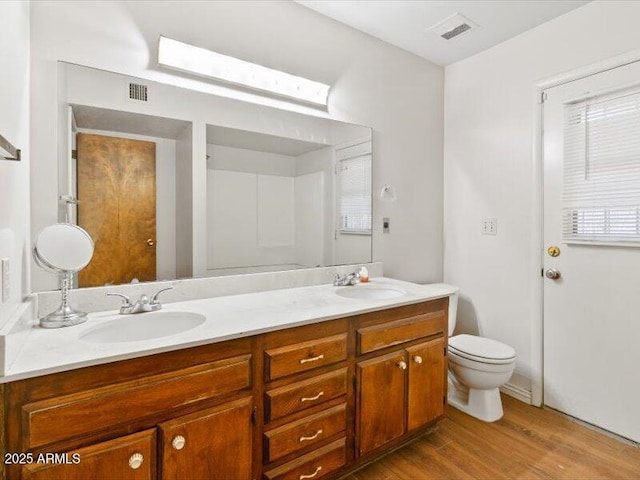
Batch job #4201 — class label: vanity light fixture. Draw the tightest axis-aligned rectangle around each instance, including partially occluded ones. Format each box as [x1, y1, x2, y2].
[158, 36, 330, 107]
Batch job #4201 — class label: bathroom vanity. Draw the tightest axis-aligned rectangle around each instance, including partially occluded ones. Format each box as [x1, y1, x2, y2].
[0, 280, 451, 480]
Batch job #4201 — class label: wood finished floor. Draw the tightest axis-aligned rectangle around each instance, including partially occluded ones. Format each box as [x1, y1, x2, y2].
[346, 395, 640, 480]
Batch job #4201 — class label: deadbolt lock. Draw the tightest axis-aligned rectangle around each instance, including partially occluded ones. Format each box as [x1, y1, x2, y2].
[547, 246, 561, 257]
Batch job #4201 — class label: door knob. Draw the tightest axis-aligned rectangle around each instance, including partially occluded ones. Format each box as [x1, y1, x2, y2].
[147, 239, 156, 247]
[545, 268, 561, 280]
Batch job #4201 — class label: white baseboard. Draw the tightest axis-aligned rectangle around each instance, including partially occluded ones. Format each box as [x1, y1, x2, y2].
[500, 382, 532, 404]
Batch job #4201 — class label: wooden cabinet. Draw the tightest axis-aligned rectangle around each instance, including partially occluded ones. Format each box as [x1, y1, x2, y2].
[407, 338, 446, 430]
[357, 352, 406, 455]
[262, 320, 349, 480]
[356, 307, 447, 457]
[265, 334, 347, 381]
[263, 439, 346, 480]
[159, 397, 253, 480]
[2, 298, 448, 480]
[21, 430, 156, 480]
[265, 368, 348, 422]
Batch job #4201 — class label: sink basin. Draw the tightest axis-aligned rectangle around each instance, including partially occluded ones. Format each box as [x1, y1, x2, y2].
[81, 311, 206, 343]
[335, 285, 407, 300]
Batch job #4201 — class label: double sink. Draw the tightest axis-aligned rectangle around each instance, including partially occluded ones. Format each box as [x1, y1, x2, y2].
[80, 284, 407, 344]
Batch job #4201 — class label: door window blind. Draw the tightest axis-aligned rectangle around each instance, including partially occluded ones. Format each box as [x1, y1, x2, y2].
[563, 89, 640, 245]
[337, 154, 372, 235]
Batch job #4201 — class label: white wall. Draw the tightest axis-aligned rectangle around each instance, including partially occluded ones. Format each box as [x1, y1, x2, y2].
[444, 0, 640, 394]
[207, 144, 296, 176]
[295, 172, 325, 267]
[296, 147, 334, 265]
[175, 124, 193, 279]
[0, 1, 29, 326]
[76, 129, 177, 281]
[29, 0, 444, 287]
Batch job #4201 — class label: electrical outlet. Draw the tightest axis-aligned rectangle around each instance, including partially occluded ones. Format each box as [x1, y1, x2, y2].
[1, 258, 9, 303]
[482, 218, 497, 236]
[383, 217, 390, 234]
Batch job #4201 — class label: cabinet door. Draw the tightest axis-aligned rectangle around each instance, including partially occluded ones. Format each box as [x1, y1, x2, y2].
[357, 351, 406, 456]
[407, 338, 445, 431]
[159, 397, 253, 480]
[21, 430, 155, 480]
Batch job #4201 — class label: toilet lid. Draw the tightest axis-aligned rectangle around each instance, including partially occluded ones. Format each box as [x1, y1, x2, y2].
[449, 334, 516, 362]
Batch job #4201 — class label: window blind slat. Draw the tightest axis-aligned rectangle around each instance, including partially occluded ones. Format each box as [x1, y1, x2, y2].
[563, 88, 640, 244]
[337, 153, 372, 235]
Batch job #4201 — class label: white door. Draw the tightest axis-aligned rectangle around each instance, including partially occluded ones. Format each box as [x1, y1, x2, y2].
[543, 61, 640, 442]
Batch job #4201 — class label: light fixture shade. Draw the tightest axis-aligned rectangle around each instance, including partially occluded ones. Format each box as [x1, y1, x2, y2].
[380, 184, 397, 203]
[158, 36, 330, 106]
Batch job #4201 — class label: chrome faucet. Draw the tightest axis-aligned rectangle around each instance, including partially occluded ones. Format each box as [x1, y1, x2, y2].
[333, 271, 360, 287]
[106, 287, 173, 314]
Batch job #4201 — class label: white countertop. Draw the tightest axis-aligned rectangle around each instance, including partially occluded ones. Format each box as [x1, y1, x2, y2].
[1, 278, 457, 383]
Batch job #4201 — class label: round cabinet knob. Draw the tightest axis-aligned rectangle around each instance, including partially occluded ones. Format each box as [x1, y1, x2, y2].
[128, 453, 144, 470]
[397, 361, 407, 370]
[147, 239, 156, 247]
[545, 268, 561, 280]
[172, 435, 186, 450]
[413, 355, 423, 364]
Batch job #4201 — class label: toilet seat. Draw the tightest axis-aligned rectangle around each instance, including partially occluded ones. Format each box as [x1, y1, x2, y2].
[449, 334, 516, 365]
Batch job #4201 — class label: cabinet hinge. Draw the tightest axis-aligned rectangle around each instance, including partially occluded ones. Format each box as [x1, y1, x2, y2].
[443, 395, 447, 405]
[444, 347, 447, 356]
[251, 406, 257, 425]
[540, 91, 548, 104]
[352, 375, 357, 389]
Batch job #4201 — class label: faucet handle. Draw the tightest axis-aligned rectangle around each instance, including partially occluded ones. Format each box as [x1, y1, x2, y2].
[150, 286, 173, 304]
[106, 292, 132, 307]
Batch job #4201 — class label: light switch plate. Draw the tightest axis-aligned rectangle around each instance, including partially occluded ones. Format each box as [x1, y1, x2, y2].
[1, 258, 9, 303]
[482, 218, 497, 235]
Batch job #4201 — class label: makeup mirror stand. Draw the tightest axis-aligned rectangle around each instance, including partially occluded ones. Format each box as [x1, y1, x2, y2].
[33, 223, 95, 328]
[40, 271, 88, 328]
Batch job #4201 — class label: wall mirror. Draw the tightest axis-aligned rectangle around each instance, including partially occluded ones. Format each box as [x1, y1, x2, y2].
[46, 62, 372, 290]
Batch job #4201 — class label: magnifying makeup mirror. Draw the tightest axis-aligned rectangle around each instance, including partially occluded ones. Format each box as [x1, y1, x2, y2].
[33, 223, 95, 328]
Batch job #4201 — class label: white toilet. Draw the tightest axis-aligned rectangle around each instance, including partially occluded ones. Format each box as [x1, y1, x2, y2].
[443, 287, 516, 422]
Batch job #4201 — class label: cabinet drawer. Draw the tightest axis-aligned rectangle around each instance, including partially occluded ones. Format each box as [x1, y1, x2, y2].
[265, 334, 347, 381]
[357, 312, 444, 355]
[22, 354, 251, 449]
[263, 438, 346, 480]
[264, 404, 346, 462]
[22, 429, 156, 480]
[266, 368, 347, 422]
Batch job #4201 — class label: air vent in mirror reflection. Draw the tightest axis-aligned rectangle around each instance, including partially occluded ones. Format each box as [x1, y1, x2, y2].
[128, 83, 148, 102]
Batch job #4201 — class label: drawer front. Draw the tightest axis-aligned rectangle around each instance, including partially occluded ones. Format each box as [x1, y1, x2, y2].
[22, 354, 251, 449]
[263, 438, 346, 480]
[22, 429, 156, 480]
[266, 368, 347, 422]
[357, 312, 444, 355]
[265, 334, 347, 381]
[264, 404, 346, 462]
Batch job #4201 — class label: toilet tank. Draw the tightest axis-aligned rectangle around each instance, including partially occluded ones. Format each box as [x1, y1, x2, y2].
[447, 290, 458, 337]
[429, 283, 459, 336]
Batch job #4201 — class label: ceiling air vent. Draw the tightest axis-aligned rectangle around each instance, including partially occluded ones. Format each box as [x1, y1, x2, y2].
[127, 82, 148, 102]
[441, 23, 471, 40]
[426, 12, 478, 41]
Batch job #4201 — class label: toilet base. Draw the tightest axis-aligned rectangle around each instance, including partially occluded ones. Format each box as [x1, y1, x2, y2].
[448, 377, 504, 422]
